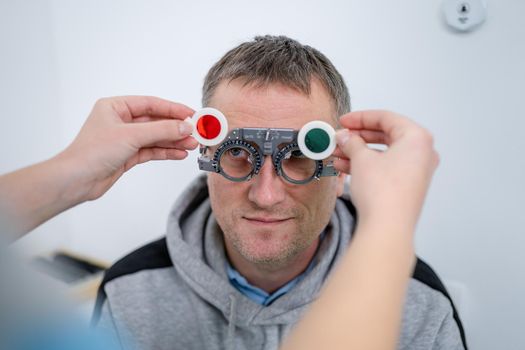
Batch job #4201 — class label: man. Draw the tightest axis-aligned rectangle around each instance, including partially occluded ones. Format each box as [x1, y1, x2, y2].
[92, 35, 466, 349]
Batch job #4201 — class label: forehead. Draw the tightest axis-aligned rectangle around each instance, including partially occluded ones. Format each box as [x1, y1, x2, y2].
[208, 79, 337, 130]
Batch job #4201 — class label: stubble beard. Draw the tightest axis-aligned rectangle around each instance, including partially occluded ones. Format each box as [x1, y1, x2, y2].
[221, 207, 320, 272]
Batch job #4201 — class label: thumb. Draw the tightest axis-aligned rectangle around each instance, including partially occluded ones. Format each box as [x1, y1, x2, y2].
[126, 119, 194, 147]
[336, 129, 368, 158]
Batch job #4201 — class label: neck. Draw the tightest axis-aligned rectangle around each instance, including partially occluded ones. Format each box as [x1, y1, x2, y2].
[225, 237, 320, 293]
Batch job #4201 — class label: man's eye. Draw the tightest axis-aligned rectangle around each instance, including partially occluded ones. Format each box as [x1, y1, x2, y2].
[291, 150, 305, 158]
[228, 148, 248, 158]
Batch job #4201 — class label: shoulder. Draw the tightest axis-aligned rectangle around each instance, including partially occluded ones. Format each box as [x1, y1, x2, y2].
[101, 237, 172, 280]
[92, 237, 172, 324]
[338, 196, 466, 348]
[403, 258, 467, 349]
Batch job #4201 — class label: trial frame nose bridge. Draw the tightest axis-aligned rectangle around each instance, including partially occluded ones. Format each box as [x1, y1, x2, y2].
[239, 127, 296, 156]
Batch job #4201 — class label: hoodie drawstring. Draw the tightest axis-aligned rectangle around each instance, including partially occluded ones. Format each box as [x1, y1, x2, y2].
[227, 294, 238, 350]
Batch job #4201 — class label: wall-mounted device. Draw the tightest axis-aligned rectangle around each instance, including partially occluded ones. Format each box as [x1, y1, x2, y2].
[443, 0, 487, 32]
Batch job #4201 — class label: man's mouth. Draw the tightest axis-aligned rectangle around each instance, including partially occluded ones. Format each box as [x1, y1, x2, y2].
[243, 216, 292, 225]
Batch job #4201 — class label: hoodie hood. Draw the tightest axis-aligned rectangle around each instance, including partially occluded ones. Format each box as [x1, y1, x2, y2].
[96, 175, 466, 350]
[165, 175, 355, 328]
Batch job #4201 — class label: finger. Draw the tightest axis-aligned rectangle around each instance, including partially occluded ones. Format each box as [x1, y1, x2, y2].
[124, 148, 189, 171]
[358, 130, 390, 145]
[333, 129, 389, 146]
[136, 148, 189, 164]
[126, 119, 194, 148]
[155, 137, 199, 150]
[339, 110, 415, 141]
[132, 115, 185, 123]
[336, 129, 368, 159]
[333, 144, 385, 161]
[332, 147, 349, 159]
[333, 158, 351, 174]
[106, 96, 195, 122]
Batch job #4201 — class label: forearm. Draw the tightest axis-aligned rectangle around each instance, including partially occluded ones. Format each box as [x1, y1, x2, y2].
[0, 152, 88, 239]
[281, 219, 416, 350]
[282, 110, 438, 350]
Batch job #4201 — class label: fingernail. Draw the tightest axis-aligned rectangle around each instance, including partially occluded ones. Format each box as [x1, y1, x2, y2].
[336, 129, 351, 146]
[179, 121, 193, 135]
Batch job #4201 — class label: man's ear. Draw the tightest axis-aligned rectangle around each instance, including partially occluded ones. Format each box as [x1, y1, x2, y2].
[336, 172, 348, 197]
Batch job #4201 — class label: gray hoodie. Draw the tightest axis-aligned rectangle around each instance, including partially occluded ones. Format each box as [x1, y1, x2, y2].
[93, 175, 467, 350]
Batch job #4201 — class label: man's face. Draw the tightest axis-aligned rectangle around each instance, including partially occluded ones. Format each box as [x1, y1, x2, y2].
[207, 79, 346, 269]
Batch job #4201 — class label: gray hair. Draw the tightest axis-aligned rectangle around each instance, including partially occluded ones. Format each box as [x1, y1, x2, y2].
[202, 35, 351, 119]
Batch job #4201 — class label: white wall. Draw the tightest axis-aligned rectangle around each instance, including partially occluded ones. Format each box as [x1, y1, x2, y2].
[1, 1, 524, 348]
[0, 1, 71, 253]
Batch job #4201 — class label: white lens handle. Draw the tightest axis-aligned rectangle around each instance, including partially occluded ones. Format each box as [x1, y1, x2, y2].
[185, 107, 229, 146]
[297, 121, 336, 160]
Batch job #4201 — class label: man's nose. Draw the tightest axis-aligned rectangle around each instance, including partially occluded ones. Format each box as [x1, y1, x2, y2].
[247, 156, 286, 209]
